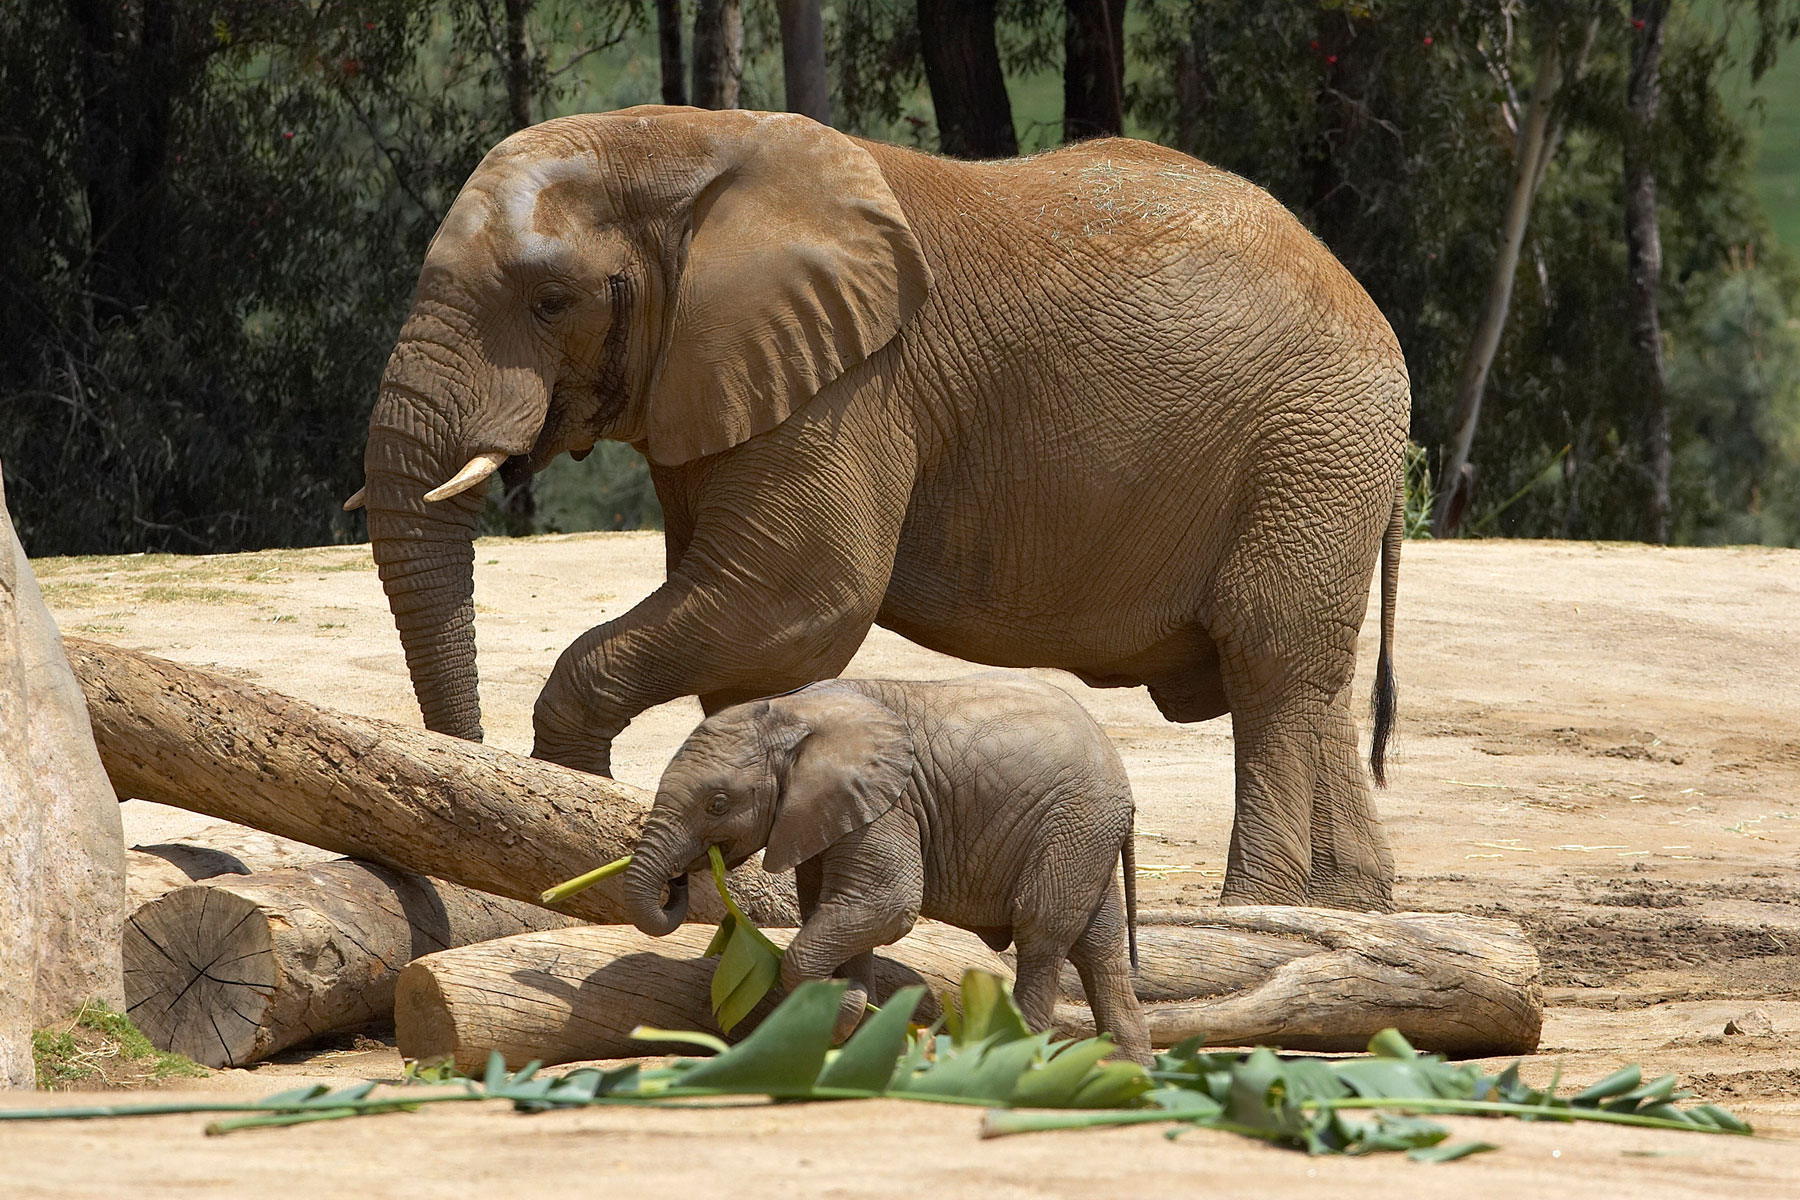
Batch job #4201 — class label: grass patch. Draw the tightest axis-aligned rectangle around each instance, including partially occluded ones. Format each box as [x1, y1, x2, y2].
[33, 1001, 207, 1091]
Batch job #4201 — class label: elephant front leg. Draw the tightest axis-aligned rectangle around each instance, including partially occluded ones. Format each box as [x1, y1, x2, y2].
[781, 900, 911, 1043]
[529, 434, 910, 776]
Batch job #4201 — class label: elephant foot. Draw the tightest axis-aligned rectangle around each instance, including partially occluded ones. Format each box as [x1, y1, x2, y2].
[529, 738, 613, 778]
[832, 982, 870, 1045]
[1302, 870, 1394, 913]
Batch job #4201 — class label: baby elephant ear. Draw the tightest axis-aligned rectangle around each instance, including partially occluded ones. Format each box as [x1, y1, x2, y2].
[762, 683, 914, 873]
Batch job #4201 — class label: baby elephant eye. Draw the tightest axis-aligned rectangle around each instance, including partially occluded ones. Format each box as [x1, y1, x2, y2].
[705, 792, 730, 816]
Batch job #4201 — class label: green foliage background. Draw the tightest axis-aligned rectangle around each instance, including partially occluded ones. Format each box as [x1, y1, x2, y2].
[3, 1, 1797, 553]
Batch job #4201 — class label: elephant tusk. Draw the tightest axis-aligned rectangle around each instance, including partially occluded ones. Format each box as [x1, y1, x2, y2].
[423, 452, 507, 503]
[342, 487, 366, 511]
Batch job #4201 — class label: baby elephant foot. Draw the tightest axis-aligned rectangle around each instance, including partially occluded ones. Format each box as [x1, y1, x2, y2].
[832, 981, 870, 1044]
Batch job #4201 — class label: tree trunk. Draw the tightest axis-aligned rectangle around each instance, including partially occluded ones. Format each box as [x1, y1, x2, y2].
[69, 0, 181, 323]
[1053, 908, 1541, 1058]
[776, 0, 831, 124]
[691, 0, 743, 110]
[1431, 19, 1598, 537]
[1, 473, 127, 1089]
[124, 823, 337, 910]
[916, 0, 1017, 159]
[502, 0, 533, 132]
[1062, 0, 1126, 142]
[498, 0, 538, 533]
[656, 0, 686, 106]
[65, 639, 799, 928]
[1626, 0, 1672, 544]
[395, 922, 1012, 1071]
[1172, 24, 1211, 158]
[123, 862, 579, 1068]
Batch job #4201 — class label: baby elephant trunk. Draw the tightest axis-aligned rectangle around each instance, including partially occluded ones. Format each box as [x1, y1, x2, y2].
[623, 826, 694, 936]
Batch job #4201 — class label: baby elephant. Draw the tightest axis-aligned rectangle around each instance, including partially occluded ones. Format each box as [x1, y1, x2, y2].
[622, 674, 1151, 1063]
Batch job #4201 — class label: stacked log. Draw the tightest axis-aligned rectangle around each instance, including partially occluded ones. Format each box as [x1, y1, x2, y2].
[67, 639, 797, 927]
[394, 922, 1013, 1072]
[1054, 908, 1543, 1058]
[123, 861, 580, 1068]
[125, 823, 335, 909]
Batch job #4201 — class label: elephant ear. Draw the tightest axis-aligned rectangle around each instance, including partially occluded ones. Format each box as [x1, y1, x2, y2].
[644, 112, 932, 467]
[762, 683, 915, 873]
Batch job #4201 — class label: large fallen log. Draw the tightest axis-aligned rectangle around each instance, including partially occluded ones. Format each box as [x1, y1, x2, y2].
[395, 922, 1013, 1072]
[125, 823, 337, 909]
[1053, 908, 1542, 1058]
[123, 861, 582, 1068]
[395, 907, 1543, 1070]
[67, 639, 797, 927]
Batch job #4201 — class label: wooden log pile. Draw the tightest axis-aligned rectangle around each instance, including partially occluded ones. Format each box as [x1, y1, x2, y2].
[124, 861, 577, 1068]
[68, 638, 797, 928]
[57, 640, 1546, 1072]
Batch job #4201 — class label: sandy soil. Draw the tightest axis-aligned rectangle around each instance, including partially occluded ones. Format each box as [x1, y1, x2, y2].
[6, 535, 1798, 1197]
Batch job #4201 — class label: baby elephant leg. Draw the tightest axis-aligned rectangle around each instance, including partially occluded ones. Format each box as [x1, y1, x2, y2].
[1068, 886, 1152, 1065]
[781, 902, 902, 1043]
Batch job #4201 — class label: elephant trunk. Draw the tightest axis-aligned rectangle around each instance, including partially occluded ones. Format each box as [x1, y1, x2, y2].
[363, 376, 488, 742]
[624, 820, 697, 936]
[360, 330, 552, 742]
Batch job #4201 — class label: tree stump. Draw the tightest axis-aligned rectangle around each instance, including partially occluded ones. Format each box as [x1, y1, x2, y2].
[123, 861, 581, 1068]
[395, 922, 1013, 1072]
[67, 639, 797, 927]
[1053, 908, 1543, 1058]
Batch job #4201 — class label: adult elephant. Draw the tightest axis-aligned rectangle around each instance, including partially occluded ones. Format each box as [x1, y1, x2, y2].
[348, 107, 1409, 909]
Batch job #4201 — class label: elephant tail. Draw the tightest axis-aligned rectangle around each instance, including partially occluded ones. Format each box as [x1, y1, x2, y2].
[1122, 821, 1139, 971]
[1369, 485, 1403, 788]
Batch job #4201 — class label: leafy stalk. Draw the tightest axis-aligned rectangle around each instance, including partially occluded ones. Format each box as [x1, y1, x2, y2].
[538, 854, 633, 905]
[0, 975, 1755, 1165]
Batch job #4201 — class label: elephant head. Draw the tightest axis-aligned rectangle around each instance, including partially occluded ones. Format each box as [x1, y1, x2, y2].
[623, 683, 914, 936]
[349, 108, 931, 745]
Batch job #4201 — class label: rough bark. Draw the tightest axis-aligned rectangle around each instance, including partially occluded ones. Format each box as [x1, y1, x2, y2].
[916, 0, 1017, 159]
[496, 0, 538, 533]
[691, 0, 742, 109]
[1063, 0, 1126, 142]
[65, 639, 799, 927]
[1, 471, 128, 1088]
[125, 823, 336, 910]
[123, 862, 579, 1067]
[776, 0, 831, 124]
[395, 922, 1013, 1071]
[656, 0, 686, 105]
[1053, 909, 1542, 1058]
[1626, 0, 1671, 544]
[1432, 19, 1598, 537]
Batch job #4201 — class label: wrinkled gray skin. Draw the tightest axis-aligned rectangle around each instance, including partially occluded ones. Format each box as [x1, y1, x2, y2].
[624, 674, 1152, 1063]
[356, 106, 1409, 911]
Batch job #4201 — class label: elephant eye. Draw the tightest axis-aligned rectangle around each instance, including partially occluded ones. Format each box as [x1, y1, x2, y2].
[532, 289, 573, 322]
[706, 792, 730, 816]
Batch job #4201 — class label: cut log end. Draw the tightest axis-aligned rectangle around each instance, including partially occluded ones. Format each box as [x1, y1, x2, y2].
[123, 887, 277, 1068]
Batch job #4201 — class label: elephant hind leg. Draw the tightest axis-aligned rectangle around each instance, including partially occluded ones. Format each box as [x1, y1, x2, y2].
[1209, 499, 1393, 908]
[1066, 885, 1152, 1065]
[1305, 682, 1395, 910]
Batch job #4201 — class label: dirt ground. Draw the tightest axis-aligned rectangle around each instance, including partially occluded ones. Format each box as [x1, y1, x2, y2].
[6, 535, 1798, 1197]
